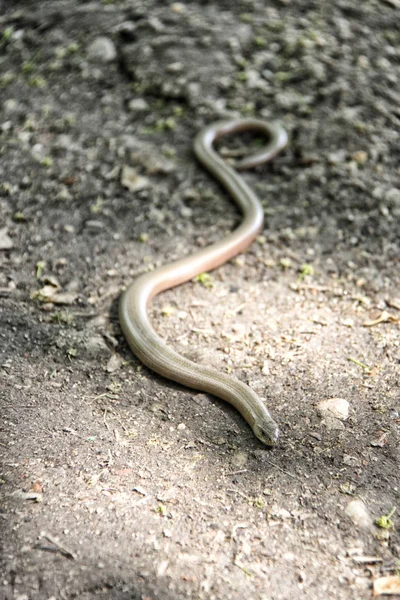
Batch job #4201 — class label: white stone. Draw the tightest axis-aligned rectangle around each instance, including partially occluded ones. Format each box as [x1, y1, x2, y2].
[317, 398, 349, 421]
[345, 499, 373, 530]
[128, 98, 149, 113]
[87, 37, 117, 63]
[0, 228, 13, 250]
[120, 166, 149, 192]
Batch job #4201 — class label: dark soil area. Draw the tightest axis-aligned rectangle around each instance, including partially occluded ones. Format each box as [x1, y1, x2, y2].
[0, 1, 399, 599]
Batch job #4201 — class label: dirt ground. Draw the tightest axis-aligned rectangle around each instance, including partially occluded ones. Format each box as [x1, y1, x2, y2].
[1, 1, 400, 599]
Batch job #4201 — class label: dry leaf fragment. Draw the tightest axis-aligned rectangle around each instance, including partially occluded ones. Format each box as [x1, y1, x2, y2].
[32, 284, 59, 302]
[370, 431, 388, 447]
[31, 285, 76, 305]
[105, 354, 123, 373]
[51, 292, 77, 305]
[120, 166, 149, 192]
[373, 575, 400, 597]
[363, 311, 398, 327]
[132, 486, 148, 496]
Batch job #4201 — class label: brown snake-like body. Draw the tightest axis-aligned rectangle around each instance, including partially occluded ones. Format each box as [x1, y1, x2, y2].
[119, 119, 288, 445]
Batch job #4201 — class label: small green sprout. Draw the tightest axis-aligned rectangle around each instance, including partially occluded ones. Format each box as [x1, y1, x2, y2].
[194, 272, 214, 288]
[253, 496, 265, 509]
[40, 156, 53, 167]
[36, 261, 46, 279]
[376, 507, 396, 529]
[297, 263, 314, 281]
[156, 504, 167, 516]
[161, 305, 175, 317]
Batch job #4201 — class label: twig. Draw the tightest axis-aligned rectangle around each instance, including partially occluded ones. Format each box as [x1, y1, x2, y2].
[42, 533, 76, 560]
[263, 458, 298, 481]
[347, 356, 371, 373]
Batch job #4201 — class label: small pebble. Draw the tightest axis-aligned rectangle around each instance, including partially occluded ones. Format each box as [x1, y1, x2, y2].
[121, 166, 149, 192]
[231, 451, 248, 468]
[385, 188, 400, 207]
[322, 417, 345, 432]
[170, 2, 186, 12]
[317, 398, 349, 421]
[85, 335, 111, 358]
[128, 98, 149, 113]
[345, 499, 373, 530]
[87, 37, 117, 63]
[106, 354, 123, 373]
[0, 228, 13, 250]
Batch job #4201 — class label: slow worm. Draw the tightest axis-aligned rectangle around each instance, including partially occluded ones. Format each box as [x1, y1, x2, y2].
[119, 118, 288, 446]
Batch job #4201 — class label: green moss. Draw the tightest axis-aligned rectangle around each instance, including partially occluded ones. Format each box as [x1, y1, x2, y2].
[51, 311, 74, 325]
[239, 13, 253, 23]
[28, 75, 47, 88]
[154, 117, 176, 132]
[22, 61, 35, 74]
[237, 71, 248, 83]
[254, 36, 267, 47]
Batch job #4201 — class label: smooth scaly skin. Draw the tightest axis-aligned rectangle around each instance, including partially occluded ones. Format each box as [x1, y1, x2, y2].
[119, 118, 288, 445]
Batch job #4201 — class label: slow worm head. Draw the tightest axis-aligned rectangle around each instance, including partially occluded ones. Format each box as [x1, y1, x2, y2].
[119, 118, 287, 446]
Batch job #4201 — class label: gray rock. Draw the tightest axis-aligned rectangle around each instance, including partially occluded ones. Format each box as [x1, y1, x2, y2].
[234, 23, 253, 52]
[344, 499, 373, 530]
[322, 417, 345, 432]
[87, 37, 117, 63]
[106, 354, 124, 373]
[385, 188, 400, 207]
[0, 228, 13, 250]
[120, 166, 150, 192]
[317, 398, 349, 421]
[128, 98, 149, 113]
[85, 335, 111, 359]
